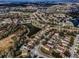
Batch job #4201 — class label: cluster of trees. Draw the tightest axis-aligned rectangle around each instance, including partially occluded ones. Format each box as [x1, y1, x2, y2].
[59, 31, 64, 37]
[52, 51, 62, 58]
[64, 50, 71, 57]
[69, 36, 75, 47]
[0, 24, 20, 40]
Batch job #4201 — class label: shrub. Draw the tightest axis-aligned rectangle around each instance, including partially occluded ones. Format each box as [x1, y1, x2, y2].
[52, 50, 62, 58]
[64, 50, 71, 57]
[69, 36, 74, 46]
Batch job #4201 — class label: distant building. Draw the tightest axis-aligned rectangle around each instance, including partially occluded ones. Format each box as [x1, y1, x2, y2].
[0, 7, 9, 14]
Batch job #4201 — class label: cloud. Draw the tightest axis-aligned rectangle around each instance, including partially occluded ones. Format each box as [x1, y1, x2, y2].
[0, 0, 78, 2]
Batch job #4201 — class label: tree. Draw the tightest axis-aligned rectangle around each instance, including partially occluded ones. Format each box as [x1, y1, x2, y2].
[52, 50, 62, 58]
[42, 41, 47, 45]
[11, 36, 17, 43]
[69, 36, 74, 47]
[77, 50, 79, 54]
[64, 50, 71, 57]
[59, 32, 64, 37]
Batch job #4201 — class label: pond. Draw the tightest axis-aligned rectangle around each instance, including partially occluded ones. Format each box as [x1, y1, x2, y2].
[26, 23, 41, 37]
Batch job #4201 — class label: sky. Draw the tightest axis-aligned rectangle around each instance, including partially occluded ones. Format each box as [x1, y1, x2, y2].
[0, 0, 79, 3]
